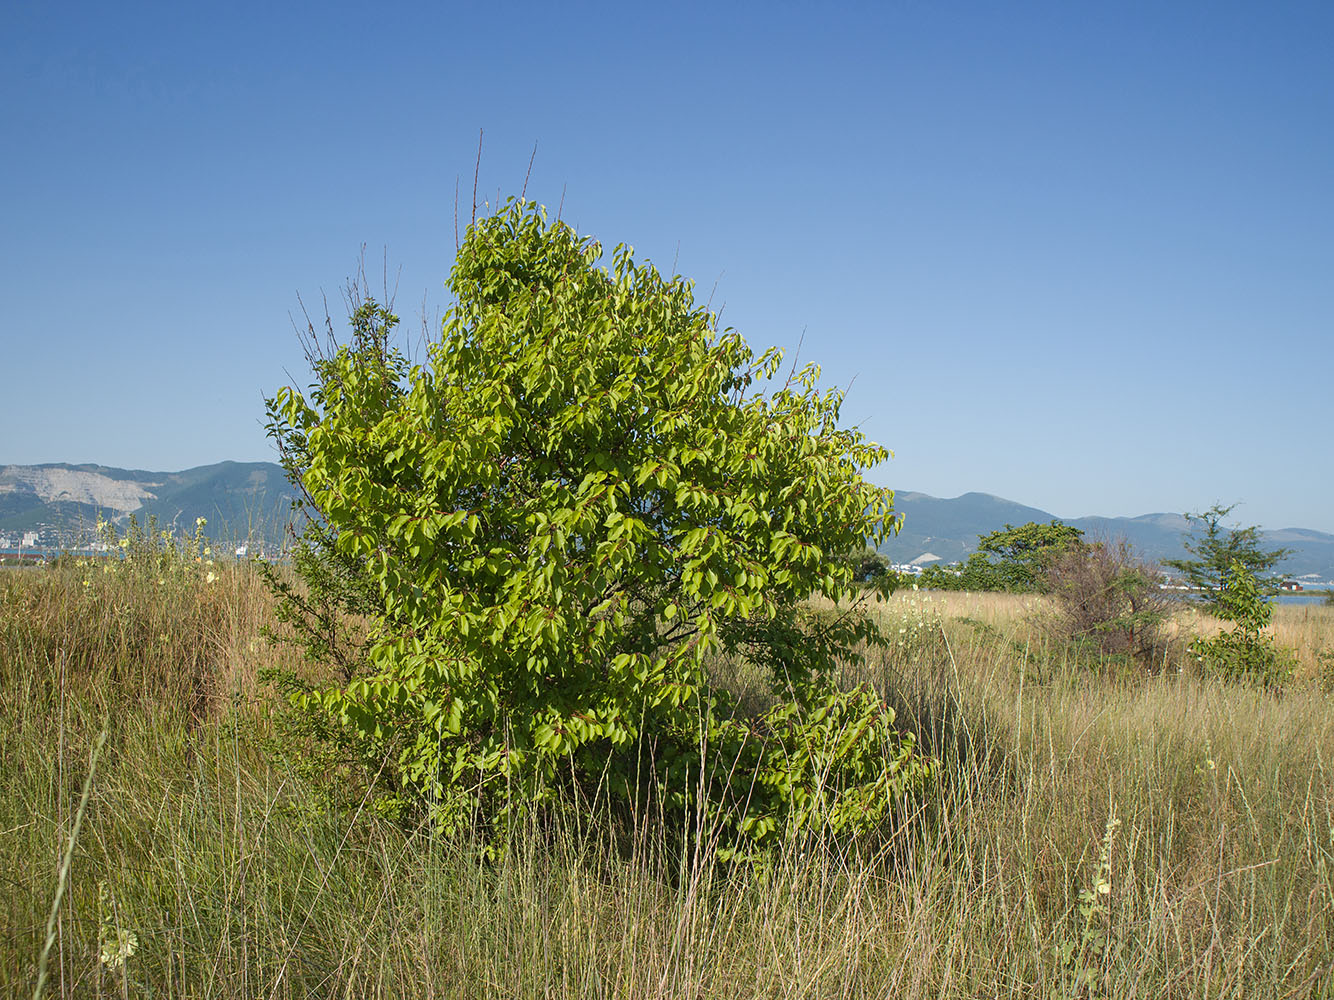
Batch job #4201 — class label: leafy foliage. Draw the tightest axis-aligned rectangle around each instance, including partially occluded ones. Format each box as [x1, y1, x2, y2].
[1163, 503, 1291, 613]
[264, 200, 932, 852]
[1190, 559, 1295, 687]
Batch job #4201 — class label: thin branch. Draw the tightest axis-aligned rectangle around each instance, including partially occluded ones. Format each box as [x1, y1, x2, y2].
[471, 128, 483, 226]
[521, 140, 538, 200]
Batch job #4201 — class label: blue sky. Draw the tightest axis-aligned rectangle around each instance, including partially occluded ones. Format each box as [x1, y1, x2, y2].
[3, 1, 1331, 531]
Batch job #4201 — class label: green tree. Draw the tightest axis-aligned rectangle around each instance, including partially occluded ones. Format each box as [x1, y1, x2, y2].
[836, 546, 893, 587]
[917, 521, 1083, 592]
[973, 520, 1085, 591]
[913, 522, 1083, 593]
[1163, 503, 1291, 613]
[1190, 559, 1294, 687]
[265, 200, 931, 852]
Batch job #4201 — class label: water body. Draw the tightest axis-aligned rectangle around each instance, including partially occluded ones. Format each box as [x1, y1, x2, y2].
[1176, 593, 1330, 607]
[1275, 593, 1333, 607]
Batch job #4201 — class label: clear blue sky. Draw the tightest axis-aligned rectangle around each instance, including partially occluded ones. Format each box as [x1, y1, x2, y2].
[3, 1, 1331, 531]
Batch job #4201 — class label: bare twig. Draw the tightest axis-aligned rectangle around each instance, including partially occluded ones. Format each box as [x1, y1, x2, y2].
[521, 140, 537, 200]
[471, 128, 483, 226]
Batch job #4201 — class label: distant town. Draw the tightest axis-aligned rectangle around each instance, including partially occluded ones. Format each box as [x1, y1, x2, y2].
[0, 522, 280, 563]
[2, 523, 1330, 591]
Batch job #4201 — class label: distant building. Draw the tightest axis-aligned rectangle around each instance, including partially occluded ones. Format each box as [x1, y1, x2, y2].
[1278, 580, 1303, 592]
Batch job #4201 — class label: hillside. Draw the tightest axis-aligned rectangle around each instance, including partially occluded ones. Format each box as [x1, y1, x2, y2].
[0, 462, 294, 547]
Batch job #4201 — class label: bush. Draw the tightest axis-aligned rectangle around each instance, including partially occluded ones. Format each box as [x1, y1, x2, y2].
[1317, 650, 1334, 693]
[1190, 559, 1295, 688]
[1043, 538, 1177, 667]
[265, 200, 932, 854]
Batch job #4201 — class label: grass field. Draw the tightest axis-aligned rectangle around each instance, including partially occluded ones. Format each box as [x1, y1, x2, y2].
[3, 564, 1332, 998]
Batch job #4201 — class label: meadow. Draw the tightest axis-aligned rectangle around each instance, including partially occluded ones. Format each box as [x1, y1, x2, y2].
[3, 561, 1332, 998]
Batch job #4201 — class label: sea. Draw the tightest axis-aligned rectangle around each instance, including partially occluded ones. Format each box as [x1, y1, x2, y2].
[1275, 593, 1333, 607]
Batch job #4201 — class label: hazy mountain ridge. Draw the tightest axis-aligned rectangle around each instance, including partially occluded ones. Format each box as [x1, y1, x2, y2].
[883, 491, 1334, 583]
[0, 462, 294, 545]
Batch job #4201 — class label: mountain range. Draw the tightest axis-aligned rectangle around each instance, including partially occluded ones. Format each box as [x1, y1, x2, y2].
[3, 462, 1331, 583]
[882, 491, 1334, 583]
[0, 462, 294, 547]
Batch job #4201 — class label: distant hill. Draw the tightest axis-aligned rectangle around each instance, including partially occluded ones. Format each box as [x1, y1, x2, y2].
[882, 492, 1055, 567]
[0, 462, 295, 548]
[883, 491, 1334, 584]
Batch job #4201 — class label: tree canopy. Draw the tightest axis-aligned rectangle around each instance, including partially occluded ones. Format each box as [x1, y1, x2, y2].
[917, 520, 1084, 592]
[1163, 504, 1291, 612]
[266, 200, 931, 852]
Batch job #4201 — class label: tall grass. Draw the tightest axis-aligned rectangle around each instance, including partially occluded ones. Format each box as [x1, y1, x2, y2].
[2, 566, 1332, 997]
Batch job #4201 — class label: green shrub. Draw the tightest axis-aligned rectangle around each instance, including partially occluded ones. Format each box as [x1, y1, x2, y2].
[1190, 559, 1295, 688]
[1316, 649, 1334, 693]
[265, 200, 932, 854]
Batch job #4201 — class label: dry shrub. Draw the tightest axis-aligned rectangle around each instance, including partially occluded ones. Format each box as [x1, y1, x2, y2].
[1044, 538, 1179, 668]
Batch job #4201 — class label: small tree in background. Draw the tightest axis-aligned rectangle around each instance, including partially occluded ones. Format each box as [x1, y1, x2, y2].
[1044, 538, 1177, 667]
[973, 520, 1086, 591]
[917, 521, 1085, 592]
[1164, 504, 1291, 613]
[836, 547, 894, 587]
[265, 200, 932, 854]
[1190, 559, 1294, 687]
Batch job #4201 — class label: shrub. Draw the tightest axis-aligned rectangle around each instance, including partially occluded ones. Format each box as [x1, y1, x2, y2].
[1043, 538, 1177, 667]
[265, 200, 932, 853]
[1190, 559, 1295, 688]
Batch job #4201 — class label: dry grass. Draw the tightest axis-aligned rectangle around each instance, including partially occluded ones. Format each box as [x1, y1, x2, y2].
[881, 587, 1047, 627]
[3, 565, 1333, 998]
[874, 587, 1334, 681]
